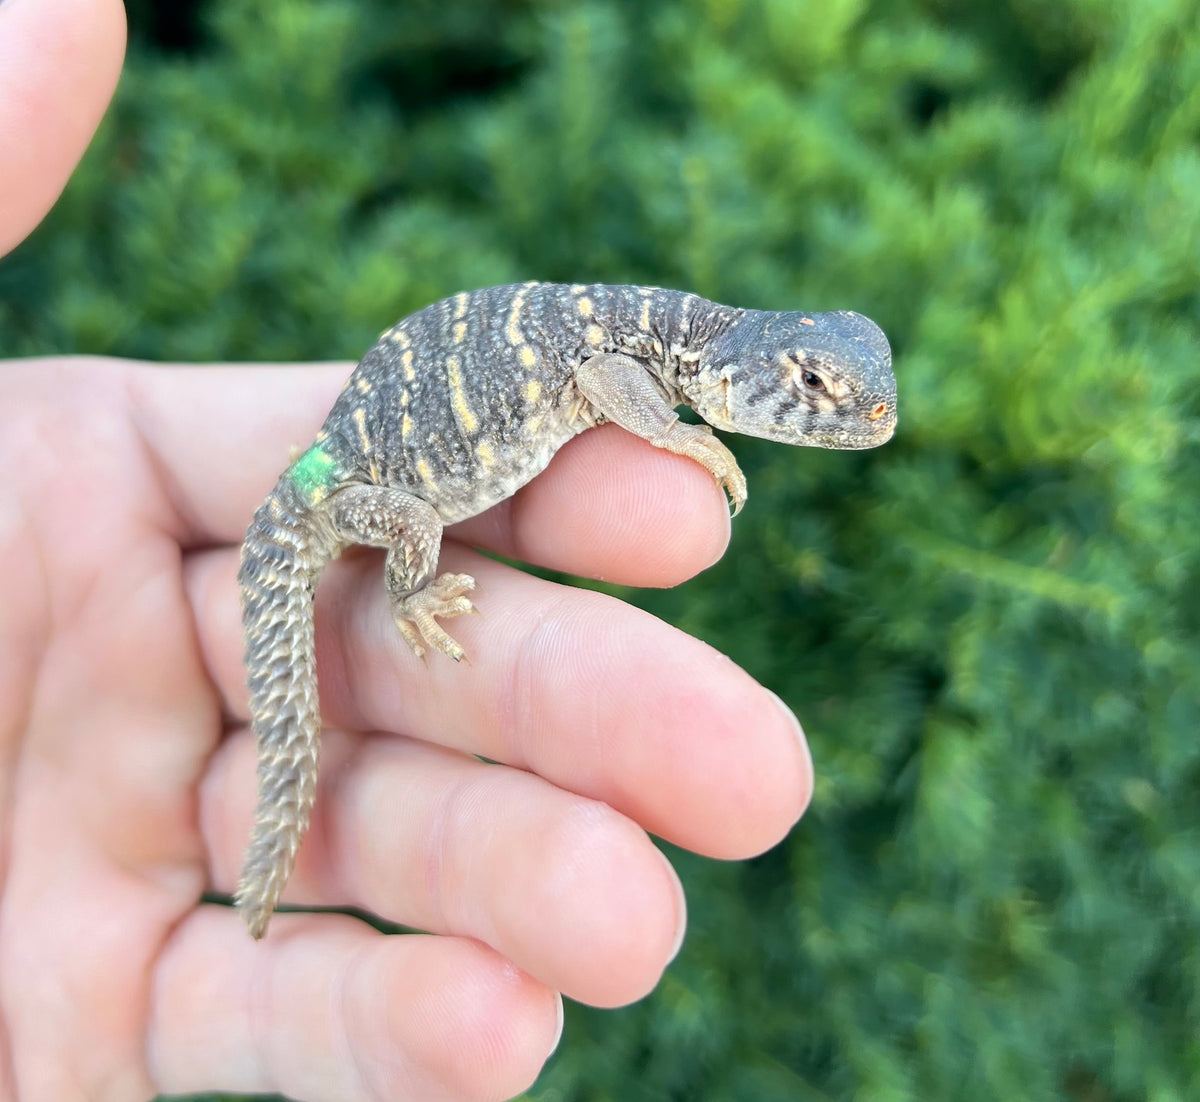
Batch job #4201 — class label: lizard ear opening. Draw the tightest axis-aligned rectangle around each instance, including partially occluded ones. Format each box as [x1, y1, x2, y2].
[869, 402, 887, 421]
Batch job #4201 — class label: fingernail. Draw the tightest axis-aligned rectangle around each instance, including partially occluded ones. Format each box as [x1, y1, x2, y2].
[658, 847, 689, 963]
[547, 993, 565, 1058]
[766, 689, 814, 813]
[765, 689, 805, 743]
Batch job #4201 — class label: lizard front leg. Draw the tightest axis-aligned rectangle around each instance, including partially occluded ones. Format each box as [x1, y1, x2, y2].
[575, 352, 747, 513]
[327, 483, 475, 661]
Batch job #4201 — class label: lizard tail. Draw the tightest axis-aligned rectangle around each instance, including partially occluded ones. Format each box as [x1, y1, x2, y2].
[234, 477, 337, 939]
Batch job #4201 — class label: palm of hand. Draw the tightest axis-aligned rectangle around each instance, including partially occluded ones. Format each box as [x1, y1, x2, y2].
[1, 367, 214, 1097]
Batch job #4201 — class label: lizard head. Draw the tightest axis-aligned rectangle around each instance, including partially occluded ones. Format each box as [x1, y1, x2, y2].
[685, 309, 897, 449]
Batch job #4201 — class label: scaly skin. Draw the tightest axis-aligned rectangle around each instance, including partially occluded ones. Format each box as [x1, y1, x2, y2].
[236, 282, 897, 937]
[235, 478, 340, 938]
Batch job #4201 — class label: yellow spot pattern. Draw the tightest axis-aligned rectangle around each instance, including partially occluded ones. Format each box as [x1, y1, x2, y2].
[524, 379, 543, 403]
[577, 296, 593, 318]
[586, 324, 605, 346]
[355, 378, 372, 395]
[520, 344, 536, 367]
[447, 355, 479, 434]
[506, 288, 528, 345]
[391, 329, 411, 348]
[416, 459, 436, 489]
[402, 349, 415, 382]
[401, 413, 414, 439]
[476, 440, 496, 468]
[452, 321, 467, 344]
[352, 408, 371, 453]
[454, 292, 469, 319]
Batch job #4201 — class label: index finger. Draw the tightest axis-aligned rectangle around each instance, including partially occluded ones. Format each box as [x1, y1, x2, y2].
[125, 358, 732, 587]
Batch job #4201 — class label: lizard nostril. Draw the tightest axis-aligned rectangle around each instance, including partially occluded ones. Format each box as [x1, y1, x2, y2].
[868, 402, 887, 421]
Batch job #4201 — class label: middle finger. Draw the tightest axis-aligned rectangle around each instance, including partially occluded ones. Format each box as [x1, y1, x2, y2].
[187, 544, 811, 860]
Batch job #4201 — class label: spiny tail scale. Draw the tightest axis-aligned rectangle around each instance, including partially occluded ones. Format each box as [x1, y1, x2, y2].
[234, 476, 337, 938]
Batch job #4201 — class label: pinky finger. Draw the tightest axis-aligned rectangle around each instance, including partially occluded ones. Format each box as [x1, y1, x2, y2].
[147, 908, 562, 1102]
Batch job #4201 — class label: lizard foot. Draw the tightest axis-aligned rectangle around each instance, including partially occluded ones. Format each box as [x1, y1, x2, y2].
[393, 572, 476, 661]
[658, 422, 747, 515]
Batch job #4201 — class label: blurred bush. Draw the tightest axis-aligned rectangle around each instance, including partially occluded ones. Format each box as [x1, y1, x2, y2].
[4, 0, 1198, 1097]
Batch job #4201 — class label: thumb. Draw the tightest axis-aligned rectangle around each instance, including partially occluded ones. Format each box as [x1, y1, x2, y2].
[0, 0, 126, 257]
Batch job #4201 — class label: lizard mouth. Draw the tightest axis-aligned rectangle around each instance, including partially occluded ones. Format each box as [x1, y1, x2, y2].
[818, 416, 897, 450]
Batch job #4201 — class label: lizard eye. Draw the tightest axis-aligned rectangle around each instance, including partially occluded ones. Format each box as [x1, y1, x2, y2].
[800, 369, 825, 392]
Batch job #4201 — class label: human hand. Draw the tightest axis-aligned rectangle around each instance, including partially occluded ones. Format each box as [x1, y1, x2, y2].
[0, 1, 813, 1099]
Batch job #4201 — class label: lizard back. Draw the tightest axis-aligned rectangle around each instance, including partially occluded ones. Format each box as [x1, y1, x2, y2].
[308, 281, 717, 523]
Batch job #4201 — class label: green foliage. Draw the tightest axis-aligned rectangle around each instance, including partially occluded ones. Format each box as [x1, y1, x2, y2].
[6, 0, 1199, 1097]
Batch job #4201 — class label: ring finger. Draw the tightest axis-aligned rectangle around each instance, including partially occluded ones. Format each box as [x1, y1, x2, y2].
[201, 724, 686, 1008]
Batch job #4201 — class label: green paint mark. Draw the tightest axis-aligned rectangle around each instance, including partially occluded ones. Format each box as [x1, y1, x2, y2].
[288, 445, 340, 499]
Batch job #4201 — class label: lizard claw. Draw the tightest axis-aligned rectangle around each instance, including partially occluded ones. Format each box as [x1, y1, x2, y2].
[393, 573, 476, 661]
[661, 422, 747, 516]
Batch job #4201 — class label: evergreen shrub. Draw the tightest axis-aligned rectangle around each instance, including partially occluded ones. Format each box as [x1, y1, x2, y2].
[4, 0, 1197, 1097]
